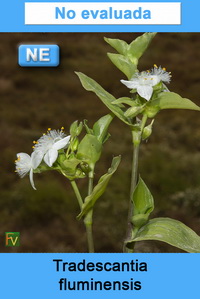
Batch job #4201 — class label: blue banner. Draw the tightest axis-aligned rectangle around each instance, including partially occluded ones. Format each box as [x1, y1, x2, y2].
[0, 0, 199, 32]
[1, 253, 199, 298]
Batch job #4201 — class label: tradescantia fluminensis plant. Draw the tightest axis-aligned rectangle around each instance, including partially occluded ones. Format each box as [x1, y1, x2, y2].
[15, 116, 121, 253]
[76, 32, 200, 253]
[16, 33, 200, 253]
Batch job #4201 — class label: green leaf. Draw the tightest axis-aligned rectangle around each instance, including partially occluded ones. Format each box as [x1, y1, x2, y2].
[127, 32, 157, 62]
[104, 37, 128, 55]
[150, 92, 200, 111]
[127, 217, 200, 253]
[77, 134, 102, 165]
[107, 53, 137, 79]
[77, 156, 121, 219]
[93, 114, 114, 144]
[76, 72, 131, 125]
[132, 177, 154, 216]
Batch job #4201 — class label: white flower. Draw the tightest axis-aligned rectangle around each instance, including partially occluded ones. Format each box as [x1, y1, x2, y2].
[15, 152, 43, 190]
[121, 65, 171, 101]
[34, 129, 70, 167]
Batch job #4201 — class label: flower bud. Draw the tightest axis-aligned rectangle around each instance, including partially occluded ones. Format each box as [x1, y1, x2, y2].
[71, 138, 79, 152]
[124, 105, 145, 118]
[142, 120, 154, 140]
[76, 122, 83, 136]
[70, 121, 83, 137]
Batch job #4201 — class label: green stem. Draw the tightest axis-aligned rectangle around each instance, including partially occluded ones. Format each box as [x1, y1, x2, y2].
[70, 180, 83, 209]
[84, 174, 95, 253]
[141, 113, 148, 132]
[88, 176, 94, 195]
[130, 143, 140, 200]
[84, 210, 94, 253]
[124, 114, 148, 253]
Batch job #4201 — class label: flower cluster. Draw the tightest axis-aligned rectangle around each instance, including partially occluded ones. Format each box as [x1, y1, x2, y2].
[121, 65, 171, 101]
[15, 128, 70, 190]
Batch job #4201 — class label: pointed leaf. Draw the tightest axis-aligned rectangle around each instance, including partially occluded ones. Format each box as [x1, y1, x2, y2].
[77, 156, 121, 219]
[150, 92, 200, 111]
[127, 217, 200, 253]
[104, 37, 128, 55]
[128, 32, 157, 61]
[93, 114, 114, 144]
[107, 53, 137, 79]
[132, 177, 154, 216]
[76, 72, 131, 125]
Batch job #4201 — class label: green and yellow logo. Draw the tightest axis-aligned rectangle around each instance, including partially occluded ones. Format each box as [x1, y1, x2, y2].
[5, 232, 20, 247]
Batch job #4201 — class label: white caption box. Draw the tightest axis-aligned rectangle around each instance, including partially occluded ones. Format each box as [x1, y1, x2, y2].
[25, 2, 181, 25]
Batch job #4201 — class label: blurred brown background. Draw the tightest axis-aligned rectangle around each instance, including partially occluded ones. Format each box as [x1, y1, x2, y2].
[1, 33, 200, 252]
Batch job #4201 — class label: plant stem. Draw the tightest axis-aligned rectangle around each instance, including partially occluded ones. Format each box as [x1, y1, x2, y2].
[88, 176, 94, 195]
[84, 175, 95, 253]
[71, 180, 83, 209]
[130, 143, 140, 201]
[124, 114, 148, 252]
[84, 210, 94, 253]
[71, 177, 95, 253]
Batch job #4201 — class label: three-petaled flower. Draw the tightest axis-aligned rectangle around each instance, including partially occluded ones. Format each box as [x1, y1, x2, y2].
[121, 65, 171, 101]
[15, 152, 43, 190]
[34, 129, 71, 167]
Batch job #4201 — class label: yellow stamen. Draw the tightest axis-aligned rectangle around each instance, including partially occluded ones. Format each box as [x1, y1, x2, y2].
[154, 64, 158, 68]
[61, 126, 64, 130]
[43, 133, 46, 136]
[48, 128, 51, 131]
[32, 146, 35, 149]
[163, 67, 166, 71]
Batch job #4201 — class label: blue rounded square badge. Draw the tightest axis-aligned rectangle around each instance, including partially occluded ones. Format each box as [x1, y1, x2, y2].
[18, 45, 60, 67]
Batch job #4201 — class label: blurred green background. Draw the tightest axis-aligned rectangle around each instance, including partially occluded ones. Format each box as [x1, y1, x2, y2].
[1, 33, 200, 252]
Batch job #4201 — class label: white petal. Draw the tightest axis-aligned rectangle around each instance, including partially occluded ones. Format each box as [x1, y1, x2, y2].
[15, 153, 32, 177]
[31, 151, 43, 169]
[17, 152, 31, 164]
[44, 149, 58, 167]
[29, 168, 36, 190]
[120, 79, 139, 89]
[150, 75, 160, 86]
[53, 135, 70, 150]
[137, 85, 153, 101]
